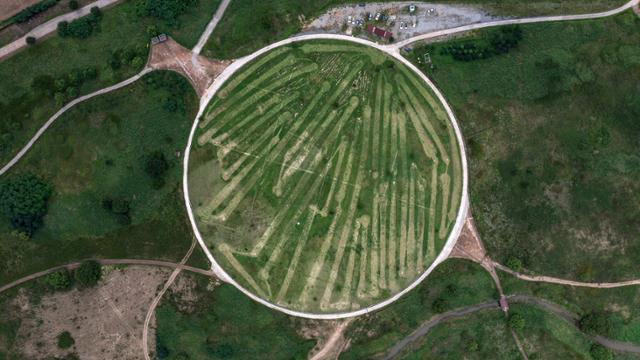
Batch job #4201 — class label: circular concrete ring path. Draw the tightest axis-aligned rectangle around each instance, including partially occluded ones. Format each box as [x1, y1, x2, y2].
[182, 34, 469, 320]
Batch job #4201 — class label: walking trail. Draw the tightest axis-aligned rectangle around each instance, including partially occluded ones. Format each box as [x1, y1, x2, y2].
[0, 0, 123, 61]
[0, 258, 214, 294]
[383, 294, 640, 359]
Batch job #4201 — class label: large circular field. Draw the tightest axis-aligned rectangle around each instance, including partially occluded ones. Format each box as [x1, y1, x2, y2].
[187, 40, 463, 314]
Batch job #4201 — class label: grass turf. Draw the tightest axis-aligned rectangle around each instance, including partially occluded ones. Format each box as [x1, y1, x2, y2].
[189, 40, 463, 313]
[408, 11, 640, 281]
[0, 0, 220, 167]
[0, 71, 198, 285]
[202, 0, 628, 59]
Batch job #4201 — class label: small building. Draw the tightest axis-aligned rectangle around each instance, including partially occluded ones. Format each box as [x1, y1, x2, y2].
[366, 24, 392, 39]
[158, 33, 168, 42]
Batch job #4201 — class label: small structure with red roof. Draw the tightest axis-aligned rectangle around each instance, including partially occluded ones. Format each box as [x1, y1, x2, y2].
[366, 24, 392, 39]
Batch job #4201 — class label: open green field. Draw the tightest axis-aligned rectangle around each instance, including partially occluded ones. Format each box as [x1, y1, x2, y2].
[0, 71, 198, 285]
[202, 0, 627, 59]
[0, 0, 220, 167]
[189, 40, 463, 313]
[409, 11, 640, 281]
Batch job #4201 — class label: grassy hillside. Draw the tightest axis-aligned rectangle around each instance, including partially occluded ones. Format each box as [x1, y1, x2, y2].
[410, 11, 640, 281]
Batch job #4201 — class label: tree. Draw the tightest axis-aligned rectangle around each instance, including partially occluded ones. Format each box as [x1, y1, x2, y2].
[509, 313, 525, 330]
[506, 256, 523, 272]
[0, 174, 52, 236]
[25, 36, 36, 45]
[57, 21, 70, 37]
[74, 260, 101, 287]
[57, 331, 75, 349]
[431, 297, 448, 313]
[69, 0, 79, 10]
[580, 312, 614, 337]
[144, 151, 169, 188]
[590, 344, 613, 360]
[43, 269, 73, 290]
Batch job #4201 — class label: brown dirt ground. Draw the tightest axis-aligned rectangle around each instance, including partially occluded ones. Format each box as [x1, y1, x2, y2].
[0, 0, 40, 22]
[10, 266, 171, 360]
[148, 37, 231, 97]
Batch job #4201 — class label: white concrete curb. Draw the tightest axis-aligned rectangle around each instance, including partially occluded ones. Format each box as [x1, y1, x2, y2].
[182, 34, 469, 320]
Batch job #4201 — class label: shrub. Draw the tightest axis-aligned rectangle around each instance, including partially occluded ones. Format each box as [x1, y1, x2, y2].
[144, 151, 169, 188]
[137, 0, 197, 25]
[25, 36, 36, 45]
[58, 9, 103, 39]
[43, 269, 73, 290]
[579, 312, 614, 337]
[57, 331, 75, 349]
[590, 344, 613, 360]
[69, 0, 79, 10]
[505, 257, 523, 272]
[431, 297, 448, 313]
[57, 21, 69, 37]
[0, 174, 52, 236]
[74, 260, 101, 287]
[13, 0, 59, 24]
[508, 313, 525, 330]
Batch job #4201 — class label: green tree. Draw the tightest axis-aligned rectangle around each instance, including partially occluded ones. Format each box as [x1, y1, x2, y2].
[590, 344, 613, 360]
[25, 36, 36, 45]
[506, 257, 523, 272]
[57, 331, 75, 349]
[43, 269, 73, 290]
[509, 313, 525, 330]
[580, 312, 614, 337]
[74, 260, 101, 287]
[431, 297, 448, 313]
[144, 151, 169, 188]
[0, 174, 52, 236]
[69, 0, 79, 10]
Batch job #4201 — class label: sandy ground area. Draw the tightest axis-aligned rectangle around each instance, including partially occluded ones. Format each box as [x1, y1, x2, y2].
[10, 266, 171, 360]
[0, 0, 40, 22]
[148, 37, 231, 97]
[304, 2, 503, 41]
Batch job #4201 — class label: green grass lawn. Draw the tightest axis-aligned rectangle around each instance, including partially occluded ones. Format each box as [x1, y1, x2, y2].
[408, 11, 640, 281]
[0, 0, 220, 167]
[0, 71, 198, 285]
[501, 273, 640, 346]
[202, 0, 628, 59]
[155, 274, 314, 360]
[189, 39, 462, 313]
[341, 258, 497, 359]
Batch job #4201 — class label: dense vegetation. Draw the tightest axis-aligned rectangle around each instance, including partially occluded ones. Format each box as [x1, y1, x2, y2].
[0, 174, 52, 235]
[0, 0, 59, 27]
[412, 11, 640, 281]
[0, 71, 198, 285]
[74, 260, 102, 287]
[439, 26, 523, 61]
[155, 276, 314, 359]
[57, 7, 103, 40]
[0, 0, 219, 167]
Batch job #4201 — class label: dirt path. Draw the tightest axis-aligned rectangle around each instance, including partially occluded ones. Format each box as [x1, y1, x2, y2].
[494, 262, 640, 289]
[142, 239, 198, 360]
[192, 0, 231, 54]
[0, 0, 123, 61]
[393, 0, 639, 48]
[0, 258, 213, 294]
[384, 295, 640, 359]
[0, 67, 151, 176]
[309, 319, 353, 360]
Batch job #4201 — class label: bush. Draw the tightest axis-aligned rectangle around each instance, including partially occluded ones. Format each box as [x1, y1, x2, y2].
[505, 257, 523, 272]
[144, 151, 169, 188]
[590, 344, 613, 360]
[25, 36, 36, 45]
[508, 313, 525, 330]
[57, 331, 75, 349]
[57, 21, 69, 37]
[13, 0, 59, 24]
[43, 269, 73, 290]
[69, 0, 79, 10]
[431, 297, 448, 313]
[137, 0, 197, 25]
[58, 9, 103, 39]
[0, 174, 52, 236]
[579, 312, 614, 337]
[74, 260, 101, 287]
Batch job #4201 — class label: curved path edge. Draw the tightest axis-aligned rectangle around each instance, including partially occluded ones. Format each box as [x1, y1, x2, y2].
[495, 262, 640, 288]
[0, 68, 152, 176]
[182, 33, 470, 320]
[0, 257, 213, 294]
[384, 294, 640, 359]
[393, 0, 639, 48]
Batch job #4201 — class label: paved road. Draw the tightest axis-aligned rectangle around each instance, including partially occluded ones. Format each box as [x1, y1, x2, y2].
[384, 295, 640, 359]
[0, 257, 213, 294]
[495, 262, 640, 288]
[393, 0, 639, 49]
[0, 67, 151, 177]
[0, 0, 123, 61]
[192, 0, 231, 54]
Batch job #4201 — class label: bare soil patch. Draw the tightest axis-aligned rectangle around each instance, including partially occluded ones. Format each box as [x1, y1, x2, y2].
[10, 266, 170, 360]
[148, 36, 231, 97]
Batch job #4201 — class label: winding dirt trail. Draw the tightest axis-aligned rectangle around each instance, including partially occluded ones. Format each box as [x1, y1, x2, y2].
[494, 262, 640, 289]
[384, 294, 640, 359]
[0, 258, 213, 294]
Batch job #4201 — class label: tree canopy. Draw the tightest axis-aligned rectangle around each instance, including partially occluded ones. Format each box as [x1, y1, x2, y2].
[74, 260, 102, 287]
[0, 174, 52, 236]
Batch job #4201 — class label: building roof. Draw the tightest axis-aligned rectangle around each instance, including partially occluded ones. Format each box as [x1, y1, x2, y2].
[366, 24, 392, 38]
